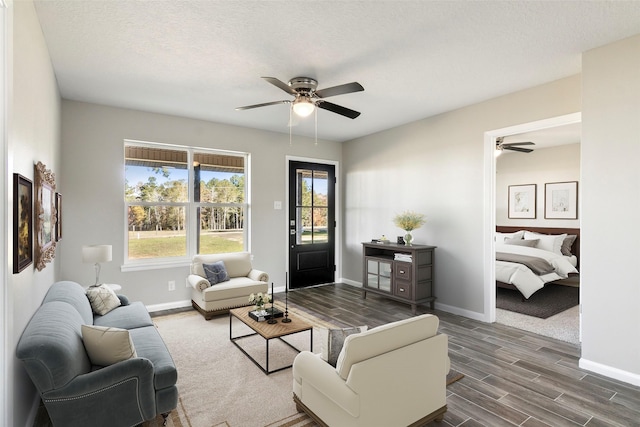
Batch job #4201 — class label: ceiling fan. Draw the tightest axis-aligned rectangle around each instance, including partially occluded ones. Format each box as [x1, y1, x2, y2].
[236, 76, 364, 119]
[496, 137, 535, 154]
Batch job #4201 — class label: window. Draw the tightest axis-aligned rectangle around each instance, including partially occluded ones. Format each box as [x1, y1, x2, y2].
[124, 141, 248, 265]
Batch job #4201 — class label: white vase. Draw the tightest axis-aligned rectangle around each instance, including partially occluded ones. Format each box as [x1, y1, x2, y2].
[404, 232, 413, 246]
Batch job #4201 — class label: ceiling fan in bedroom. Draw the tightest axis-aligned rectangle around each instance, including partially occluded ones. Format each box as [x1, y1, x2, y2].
[235, 76, 364, 119]
[495, 137, 535, 156]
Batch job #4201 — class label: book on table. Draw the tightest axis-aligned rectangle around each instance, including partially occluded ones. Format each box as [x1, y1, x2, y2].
[249, 307, 284, 322]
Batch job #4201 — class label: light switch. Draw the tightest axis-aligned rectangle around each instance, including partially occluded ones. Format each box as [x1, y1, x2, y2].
[274, 201, 282, 210]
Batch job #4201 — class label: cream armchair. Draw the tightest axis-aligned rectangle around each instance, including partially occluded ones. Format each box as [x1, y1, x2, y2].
[292, 314, 449, 427]
[188, 252, 269, 319]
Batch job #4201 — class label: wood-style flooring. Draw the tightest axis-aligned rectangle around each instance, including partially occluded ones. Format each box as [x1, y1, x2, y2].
[284, 283, 640, 427]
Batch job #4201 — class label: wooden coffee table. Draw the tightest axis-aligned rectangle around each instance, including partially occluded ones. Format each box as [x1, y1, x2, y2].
[229, 306, 313, 375]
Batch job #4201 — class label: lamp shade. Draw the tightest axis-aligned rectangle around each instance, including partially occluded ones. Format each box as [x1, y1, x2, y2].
[82, 245, 112, 264]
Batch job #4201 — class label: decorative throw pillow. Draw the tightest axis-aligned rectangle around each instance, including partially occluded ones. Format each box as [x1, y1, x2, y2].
[505, 238, 538, 247]
[81, 324, 137, 366]
[203, 261, 230, 285]
[323, 326, 368, 367]
[86, 284, 121, 315]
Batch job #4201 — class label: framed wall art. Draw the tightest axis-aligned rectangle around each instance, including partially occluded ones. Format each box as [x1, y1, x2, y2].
[545, 181, 578, 219]
[508, 184, 536, 219]
[13, 174, 33, 273]
[55, 192, 62, 241]
[34, 161, 57, 271]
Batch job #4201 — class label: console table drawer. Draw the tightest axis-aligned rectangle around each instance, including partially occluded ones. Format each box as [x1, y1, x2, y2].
[394, 262, 412, 281]
[394, 280, 413, 300]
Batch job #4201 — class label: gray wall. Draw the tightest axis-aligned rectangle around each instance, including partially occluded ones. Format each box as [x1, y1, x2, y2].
[6, 1, 62, 426]
[580, 33, 640, 384]
[341, 75, 582, 317]
[59, 101, 342, 306]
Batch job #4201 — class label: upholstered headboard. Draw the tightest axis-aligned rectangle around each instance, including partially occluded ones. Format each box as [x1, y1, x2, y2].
[496, 226, 580, 267]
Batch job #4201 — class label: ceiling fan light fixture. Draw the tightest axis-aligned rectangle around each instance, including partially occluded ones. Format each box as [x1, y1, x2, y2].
[292, 97, 315, 117]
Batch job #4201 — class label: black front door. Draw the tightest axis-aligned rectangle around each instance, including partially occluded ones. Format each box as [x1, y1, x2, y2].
[288, 161, 336, 289]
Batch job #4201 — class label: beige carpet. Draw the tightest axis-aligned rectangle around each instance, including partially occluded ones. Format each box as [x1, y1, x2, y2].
[145, 306, 463, 427]
[145, 307, 334, 427]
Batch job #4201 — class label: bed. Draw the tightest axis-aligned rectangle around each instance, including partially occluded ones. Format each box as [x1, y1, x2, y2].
[495, 226, 580, 299]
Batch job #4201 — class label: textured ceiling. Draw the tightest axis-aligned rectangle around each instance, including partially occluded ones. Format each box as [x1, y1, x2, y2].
[33, 1, 640, 142]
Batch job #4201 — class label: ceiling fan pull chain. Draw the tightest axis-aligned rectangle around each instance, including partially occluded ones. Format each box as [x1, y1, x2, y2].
[315, 108, 318, 145]
[289, 105, 293, 146]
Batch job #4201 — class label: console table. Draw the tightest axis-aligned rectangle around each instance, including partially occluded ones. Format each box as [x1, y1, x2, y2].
[362, 242, 436, 314]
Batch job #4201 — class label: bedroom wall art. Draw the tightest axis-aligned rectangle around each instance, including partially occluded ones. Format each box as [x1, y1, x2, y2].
[34, 161, 57, 270]
[545, 181, 578, 219]
[508, 184, 536, 219]
[13, 173, 33, 273]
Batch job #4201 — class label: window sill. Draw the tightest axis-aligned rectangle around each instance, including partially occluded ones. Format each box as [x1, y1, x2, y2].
[121, 259, 191, 272]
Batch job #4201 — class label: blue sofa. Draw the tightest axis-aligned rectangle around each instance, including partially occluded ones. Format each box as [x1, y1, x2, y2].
[16, 281, 178, 427]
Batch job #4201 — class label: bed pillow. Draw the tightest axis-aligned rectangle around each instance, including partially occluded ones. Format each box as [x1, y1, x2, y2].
[561, 235, 577, 256]
[524, 231, 566, 255]
[505, 238, 538, 247]
[82, 325, 137, 366]
[495, 230, 524, 242]
[203, 261, 230, 285]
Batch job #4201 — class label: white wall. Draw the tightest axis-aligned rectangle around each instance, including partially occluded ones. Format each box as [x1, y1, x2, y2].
[59, 101, 342, 307]
[6, 1, 62, 425]
[342, 75, 581, 318]
[580, 34, 640, 384]
[496, 143, 581, 228]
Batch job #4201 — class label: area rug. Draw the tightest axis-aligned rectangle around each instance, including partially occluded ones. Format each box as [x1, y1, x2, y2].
[145, 307, 337, 427]
[497, 284, 579, 319]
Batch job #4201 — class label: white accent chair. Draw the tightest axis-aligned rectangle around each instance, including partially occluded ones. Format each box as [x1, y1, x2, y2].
[188, 252, 269, 319]
[293, 314, 449, 427]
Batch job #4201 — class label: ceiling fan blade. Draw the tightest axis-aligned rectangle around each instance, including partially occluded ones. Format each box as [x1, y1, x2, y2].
[262, 77, 297, 95]
[505, 146, 533, 153]
[235, 100, 290, 111]
[315, 82, 364, 98]
[503, 141, 534, 147]
[317, 101, 361, 119]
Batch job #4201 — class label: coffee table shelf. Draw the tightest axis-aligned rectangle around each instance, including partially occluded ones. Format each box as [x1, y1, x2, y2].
[229, 306, 313, 375]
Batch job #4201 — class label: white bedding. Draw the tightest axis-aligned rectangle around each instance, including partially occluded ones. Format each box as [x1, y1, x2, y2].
[495, 243, 579, 299]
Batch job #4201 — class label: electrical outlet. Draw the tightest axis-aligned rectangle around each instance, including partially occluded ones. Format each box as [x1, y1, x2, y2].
[168, 280, 175, 291]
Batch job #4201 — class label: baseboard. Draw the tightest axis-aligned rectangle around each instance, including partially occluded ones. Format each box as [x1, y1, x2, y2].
[340, 278, 361, 287]
[146, 299, 192, 313]
[435, 301, 487, 322]
[579, 358, 640, 387]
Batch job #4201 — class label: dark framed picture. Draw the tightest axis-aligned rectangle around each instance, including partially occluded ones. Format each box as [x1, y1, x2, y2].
[55, 192, 62, 241]
[545, 181, 578, 219]
[508, 184, 536, 219]
[13, 173, 33, 273]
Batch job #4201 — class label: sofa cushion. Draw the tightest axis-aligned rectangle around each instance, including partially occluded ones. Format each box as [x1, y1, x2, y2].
[203, 261, 230, 285]
[42, 281, 94, 325]
[202, 278, 269, 302]
[93, 301, 154, 330]
[82, 325, 137, 366]
[336, 314, 439, 380]
[86, 285, 121, 315]
[129, 326, 178, 390]
[192, 252, 253, 278]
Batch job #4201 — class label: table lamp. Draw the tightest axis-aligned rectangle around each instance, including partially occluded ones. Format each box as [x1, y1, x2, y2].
[82, 244, 112, 286]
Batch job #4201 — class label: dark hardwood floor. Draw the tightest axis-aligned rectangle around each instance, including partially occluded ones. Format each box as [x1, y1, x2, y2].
[284, 283, 640, 427]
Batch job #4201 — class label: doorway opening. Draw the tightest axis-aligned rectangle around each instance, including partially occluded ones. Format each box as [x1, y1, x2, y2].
[484, 113, 582, 342]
